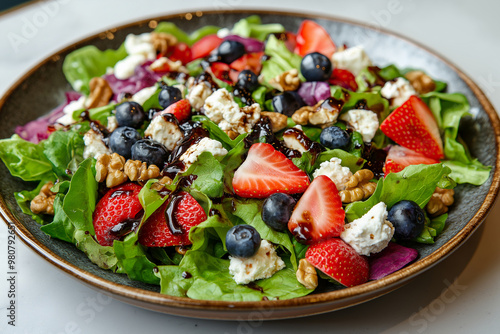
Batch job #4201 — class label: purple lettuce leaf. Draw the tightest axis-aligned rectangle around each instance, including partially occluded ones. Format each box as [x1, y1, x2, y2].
[224, 35, 265, 53]
[15, 91, 81, 143]
[369, 242, 419, 280]
[297, 81, 331, 106]
[104, 62, 162, 100]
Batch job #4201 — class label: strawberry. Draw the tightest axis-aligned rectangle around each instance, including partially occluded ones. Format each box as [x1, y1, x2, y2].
[169, 42, 192, 64]
[384, 145, 439, 176]
[329, 68, 358, 91]
[288, 175, 345, 244]
[232, 143, 310, 198]
[306, 238, 369, 287]
[380, 95, 444, 160]
[159, 99, 191, 122]
[230, 51, 264, 75]
[138, 191, 207, 247]
[191, 34, 223, 60]
[209, 62, 237, 84]
[295, 20, 336, 58]
[93, 183, 143, 247]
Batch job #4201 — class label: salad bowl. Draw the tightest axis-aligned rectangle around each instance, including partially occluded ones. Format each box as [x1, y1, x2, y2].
[0, 10, 499, 320]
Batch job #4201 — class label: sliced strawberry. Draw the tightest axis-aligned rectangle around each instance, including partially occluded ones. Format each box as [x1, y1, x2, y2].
[384, 145, 439, 175]
[93, 183, 143, 247]
[230, 51, 264, 74]
[232, 143, 310, 198]
[295, 20, 336, 58]
[210, 62, 236, 84]
[191, 34, 223, 60]
[169, 42, 192, 64]
[138, 191, 207, 247]
[329, 68, 358, 91]
[380, 95, 444, 160]
[288, 175, 345, 244]
[159, 99, 191, 122]
[306, 238, 369, 287]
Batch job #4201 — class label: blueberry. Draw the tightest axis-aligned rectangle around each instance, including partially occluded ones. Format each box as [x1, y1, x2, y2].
[214, 40, 246, 64]
[226, 225, 261, 258]
[115, 101, 146, 128]
[261, 193, 296, 232]
[130, 139, 169, 167]
[320, 126, 350, 149]
[158, 86, 182, 109]
[237, 70, 259, 91]
[108, 126, 142, 159]
[300, 52, 333, 82]
[388, 200, 426, 240]
[272, 91, 306, 117]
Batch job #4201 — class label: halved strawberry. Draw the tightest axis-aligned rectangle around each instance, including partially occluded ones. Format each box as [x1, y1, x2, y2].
[159, 99, 191, 122]
[230, 51, 264, 75]
[191, 34, 223, 60]
[295, 20, 336, 58]
[288, 175, 345, 244]
[306, 238, 369, 287]
[138, 191, 207, 247]
[329, 68, 358, 91]
[169, 42, 192, 64]
[232, 143, 310, 198]
[380, 95, 444, 160]
[93, 183, 143, 247]
[384, 145, 439, 176]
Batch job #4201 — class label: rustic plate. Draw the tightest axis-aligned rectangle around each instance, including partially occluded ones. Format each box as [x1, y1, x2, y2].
[0, 10, 499, 320]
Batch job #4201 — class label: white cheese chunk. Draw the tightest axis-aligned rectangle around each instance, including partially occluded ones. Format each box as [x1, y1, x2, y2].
[312, 157, 353, 191]
[340, 109, 379, 142]
[332, 45, 372, 76]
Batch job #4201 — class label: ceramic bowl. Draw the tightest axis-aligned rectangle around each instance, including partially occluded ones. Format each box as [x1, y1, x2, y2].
[0, 10, 499, 320]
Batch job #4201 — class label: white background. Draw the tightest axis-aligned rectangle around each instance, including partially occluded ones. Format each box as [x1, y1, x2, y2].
[0, 0, 499, 333]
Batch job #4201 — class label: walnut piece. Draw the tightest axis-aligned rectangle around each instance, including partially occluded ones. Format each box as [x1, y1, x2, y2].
[151, 32, 177, 56]
[124, 160, 160, 181]
[292, 105, 316, 125]
[269, 69, 300, 91]
[150, 57, 187, 73]
[340, 169, 377, 203]
[96, 153, 162, 188]
[296, 258, 318, 290]
[291, 100, 338, 127]
[150, 176, 173, 191]
[426, 187, 455, 217]
[261, 111, 288, 132]
[405, 70, 436, 95]
[87, 77, 113, 109]
[224, 129, 239, 140]
[30, 181, 56, 215]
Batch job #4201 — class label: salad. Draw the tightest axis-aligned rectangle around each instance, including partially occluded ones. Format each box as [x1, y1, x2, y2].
[0, 15, 492, 301]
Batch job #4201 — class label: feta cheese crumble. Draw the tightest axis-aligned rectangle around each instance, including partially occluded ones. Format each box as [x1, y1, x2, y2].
[131, 85, 158, 106]
[331, 45, 372, 76]
[83, 129, 111, 159]
[381, 77, 417, 107]
[56, 96, 86, 125]
[341, 202, 395, 256]
[144, 115, 184, 151]
[340, 109, 379, 142]
[187, 82, 212, 110]
[229, 240, 286, 285]
[203, 88, 261, 134]
[179, 137, 228, 167]
[312, 157, 352, 191]
[114, 33, 156, 80]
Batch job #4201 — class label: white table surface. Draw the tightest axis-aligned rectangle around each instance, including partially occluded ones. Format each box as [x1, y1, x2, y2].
[1, 0, 499, 333]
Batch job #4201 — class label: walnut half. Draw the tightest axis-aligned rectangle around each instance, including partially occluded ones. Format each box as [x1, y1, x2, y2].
[296, 258, 318, 290]
[261, 111, 288, 132]
[269, 69, 300, 92]
[30, 181, 57, 215]
[340, 169, 377, 203]
[96, 153, 161, 188]
[405, 70, 436, 95]
[426, 187, 454, 217]
[87, 77, 113, 109]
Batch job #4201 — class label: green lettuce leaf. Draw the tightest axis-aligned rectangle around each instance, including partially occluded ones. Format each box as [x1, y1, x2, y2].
[154, 23, 220, 45]
[442, 160, 491, 185]
[113, 233, 160, 285]
[231, 15, 285, 41]
[182, 152, 225, 198]
[155, 251, 311, 301]
[14, 180, 54, 225]
[43, 128, 85, 178]
[63, 44, 127, 94]
[62, 158, 98, 234]
[40, 194, 75, 242]
[192, 115, 246, 150]
[74, 230, 119, 270]
[0, 135, 54, 182]
[261, 35, 304, 86]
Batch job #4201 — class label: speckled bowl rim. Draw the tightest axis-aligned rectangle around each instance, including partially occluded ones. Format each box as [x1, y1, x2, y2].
[1, 8, 499, 319]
